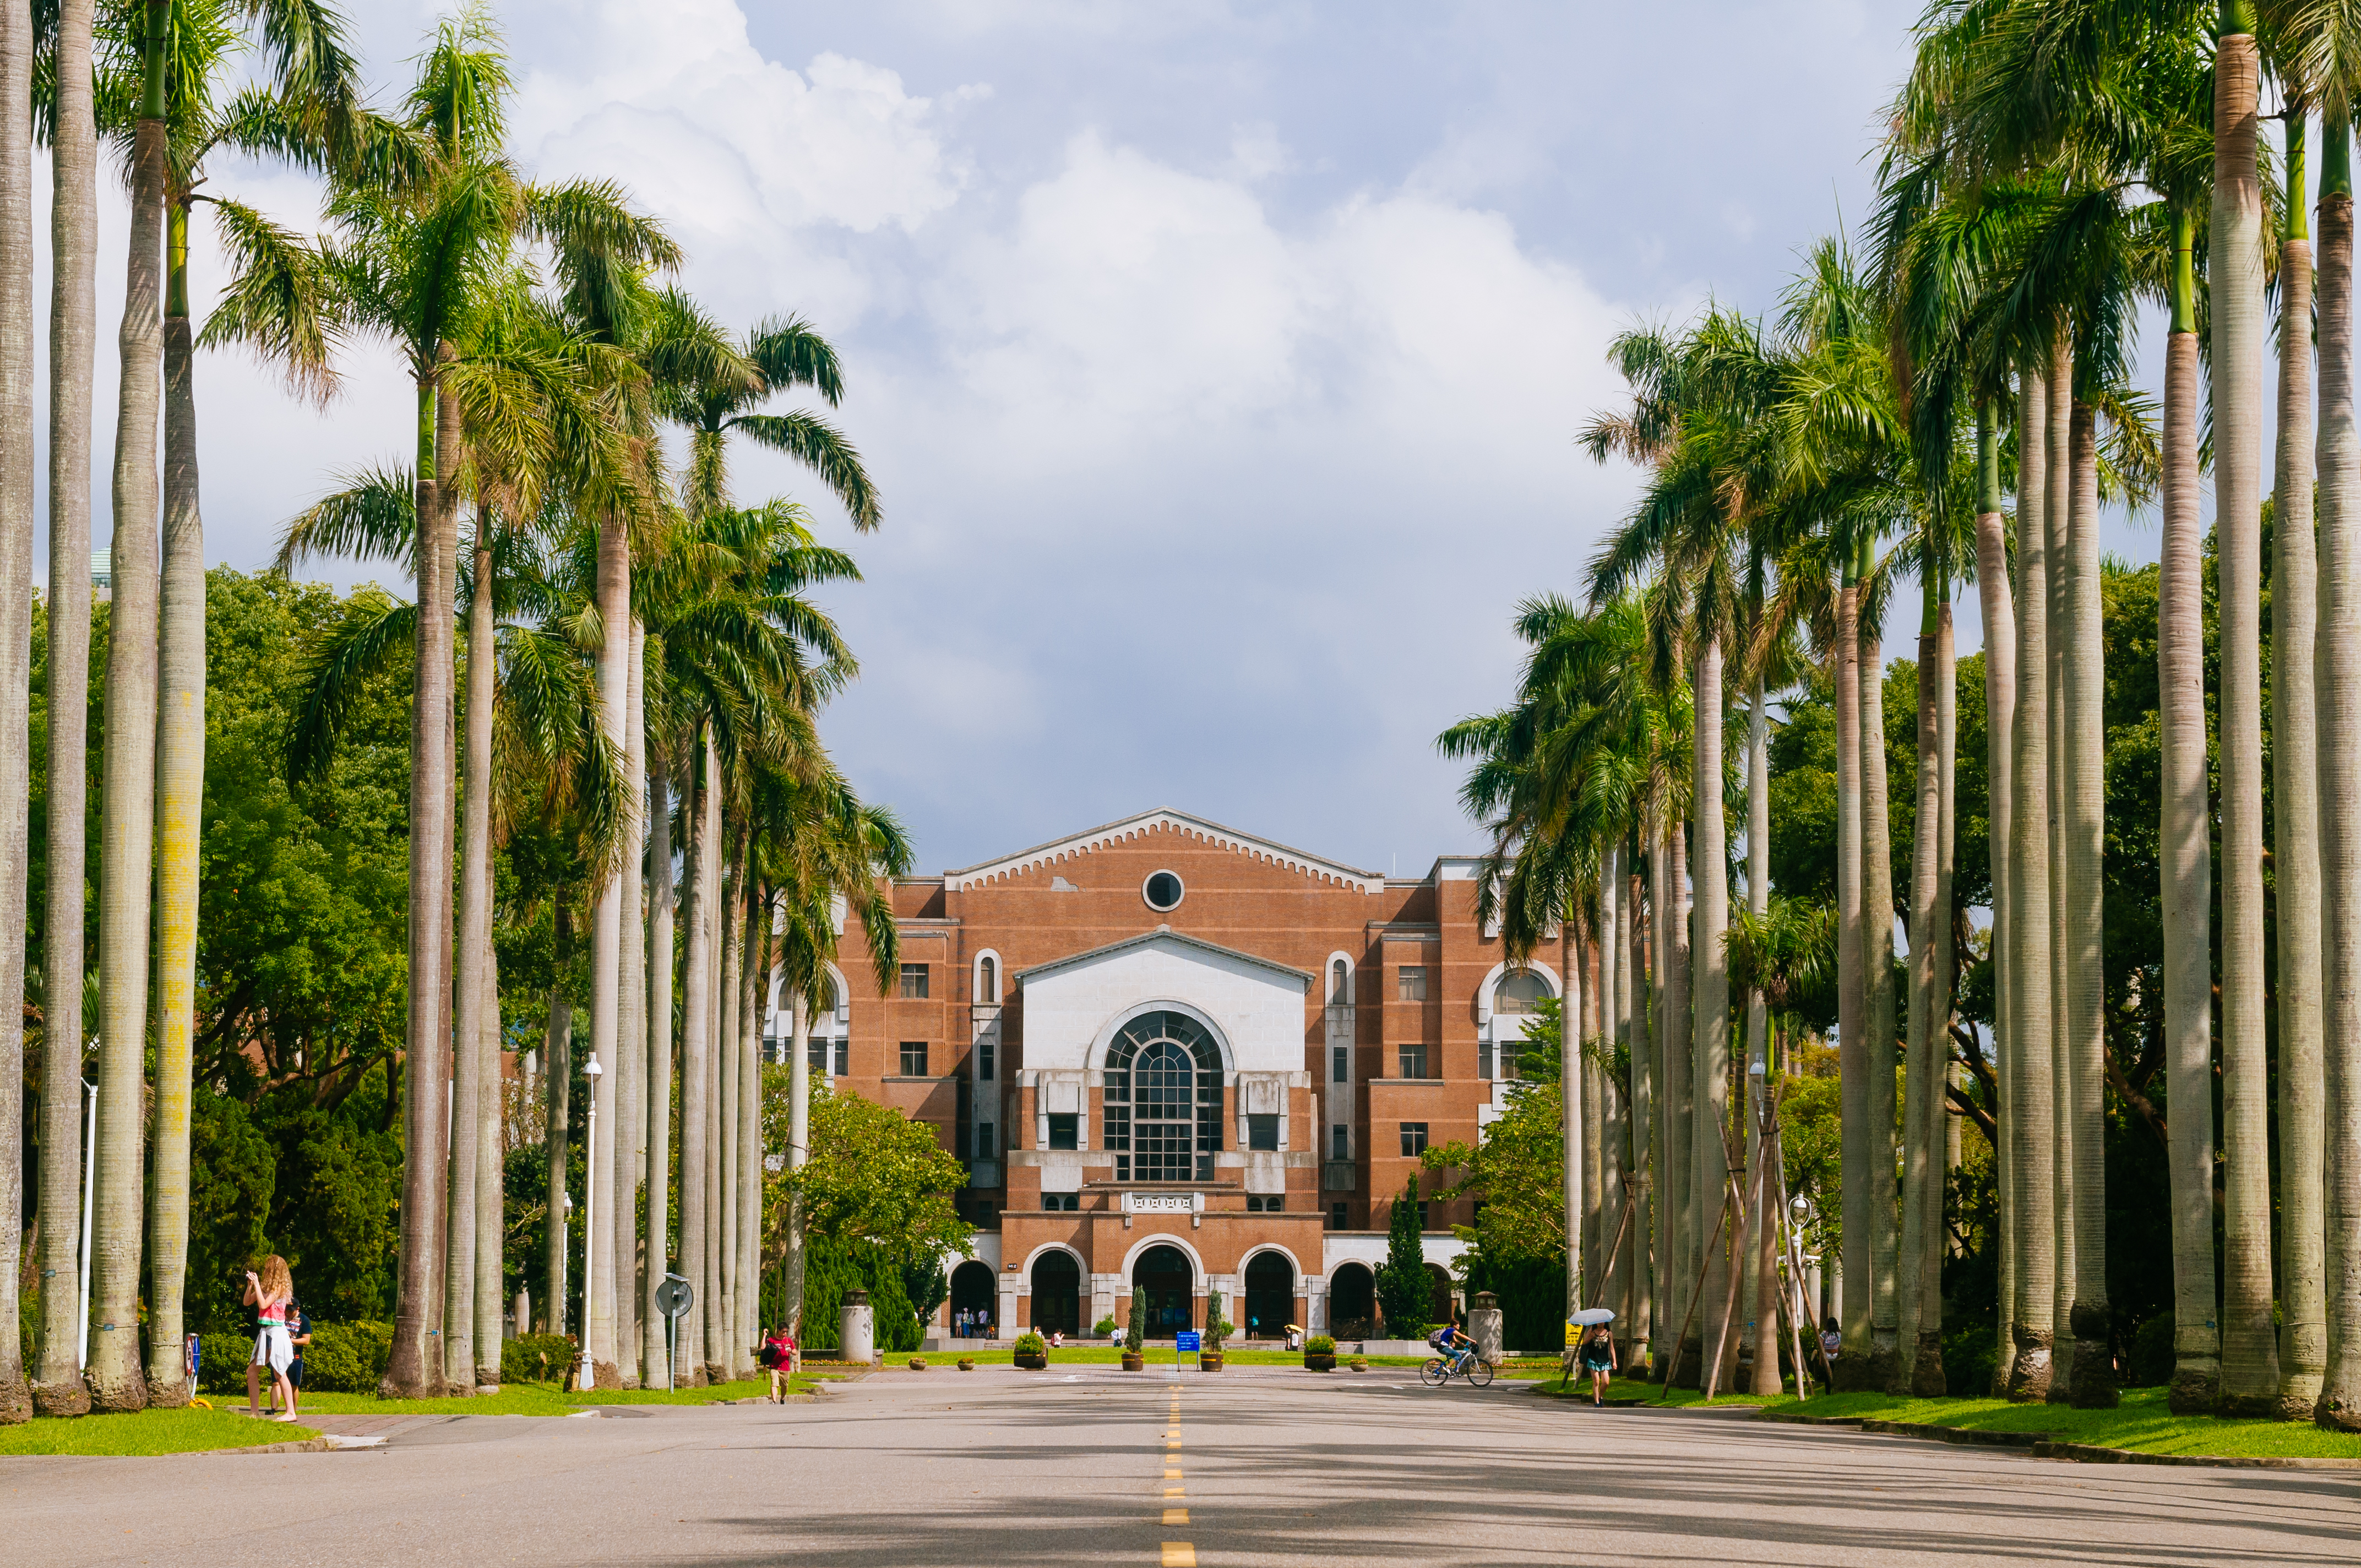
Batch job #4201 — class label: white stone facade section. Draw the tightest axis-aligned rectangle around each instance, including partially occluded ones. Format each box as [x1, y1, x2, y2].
[1014, 928, 1312, 1074]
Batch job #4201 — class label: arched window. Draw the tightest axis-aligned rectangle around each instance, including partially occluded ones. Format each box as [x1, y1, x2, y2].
[1330, 959, 1351, 1006]
[1494, 968, 1549, 1016]
[1104, 1010, 1223, 1183]
[978, 955, 998, 1003]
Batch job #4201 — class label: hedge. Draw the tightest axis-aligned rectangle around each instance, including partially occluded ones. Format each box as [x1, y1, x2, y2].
[763, 1233, 923, 1353]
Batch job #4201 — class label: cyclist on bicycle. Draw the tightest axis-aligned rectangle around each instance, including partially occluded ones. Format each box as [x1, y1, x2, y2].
[1428, 1321, 1475, 1372]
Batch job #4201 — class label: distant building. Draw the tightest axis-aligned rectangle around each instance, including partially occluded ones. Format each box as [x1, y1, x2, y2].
[91, 547, 110, 602]
[765, 806, 1564, 1343]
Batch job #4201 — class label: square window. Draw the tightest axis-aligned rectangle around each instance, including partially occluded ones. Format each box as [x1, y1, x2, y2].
[1398, 1044, 1428, 1080]
[900, 1041, 929, 1076]
[1332, 1046, 1348, 1083]
[977, 1123, 996, 1158]
[833, 1040, 848, 1076]
[899, 963, 930, 999]
[1330, 1125, 1348, 1161]
[1248, 1113, 1279, 1151]
[1047, 1112, 1079, 1151]
[1400, 1121, 1428, 1157]
[807, 1039, 827, 1075]
[1418, 1201, 1431, 1229]
[1397, 966, 1427, 1002]
[977, 1041, 995, 1080]
[1478, 1040, 1494, 1080]
[1330, 1202, 1347, 1230]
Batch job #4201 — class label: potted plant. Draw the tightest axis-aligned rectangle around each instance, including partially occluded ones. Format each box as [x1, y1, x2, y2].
[1200, 1291, 1232, 1372]
[1347, 1355, 1368, 1372]
[957, 1357, 976, 1371]
[1014, 1332, 1049, 1370]
[1094, 1315, 1119, 1340]
[1304, 1334, 1337, 1372]
[1122, 1287, 1147, 1371]
[908, 1356, 928, 1371]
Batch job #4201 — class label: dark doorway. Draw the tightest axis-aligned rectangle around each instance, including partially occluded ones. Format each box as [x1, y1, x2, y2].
[1133, 1244, 1194, 1337]
[950, 1260, 996, 1338]
[1426, 1263, 1456, 1327]
[1031, 1251, 1081, 1337]
[1329, 1264, 1375, 1338]
[1243, 1252, 1293, 1338]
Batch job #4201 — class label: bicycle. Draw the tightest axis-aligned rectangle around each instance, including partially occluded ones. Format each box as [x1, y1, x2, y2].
[1418, 1346, 1494, 1387]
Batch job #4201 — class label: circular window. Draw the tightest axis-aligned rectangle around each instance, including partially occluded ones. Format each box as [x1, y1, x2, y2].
[1143, 870, 1185, 912]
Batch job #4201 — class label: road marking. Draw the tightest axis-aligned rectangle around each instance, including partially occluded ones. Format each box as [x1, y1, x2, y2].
[1165, 1488, 1185, 1498]
[1161, 1545, 1196, 1567]
[1165, 1468, 1182, 1479]
[1163, 1509, 1190, 1525]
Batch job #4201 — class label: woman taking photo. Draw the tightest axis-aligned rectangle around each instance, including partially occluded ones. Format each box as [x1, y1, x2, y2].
[242, 1256, 302, 1423]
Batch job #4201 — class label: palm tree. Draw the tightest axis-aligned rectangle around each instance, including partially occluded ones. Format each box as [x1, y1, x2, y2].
[0, 0, 37, 1429]
[86, 0, 169, 1413]
[30, 0, 96, 1422]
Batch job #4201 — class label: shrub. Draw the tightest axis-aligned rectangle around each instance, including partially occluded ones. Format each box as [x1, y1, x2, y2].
[197, 1332, 255, 1394]
[2128, 1314, 2174, 1389]
[1943, 1322, 2000, 1398]
[1305, 1335, 1336, 1355]
[504, 1332, 579, 1386]
[1374, 1175, 1430, 1331]
[1203, 1290, 1233, 1353]
[1125, 1287, 1146, 1352]
[1013, 1332, 1047, 1357]
[1093, 1315, 1118, 1337]
[299, 1320, 393, 1392]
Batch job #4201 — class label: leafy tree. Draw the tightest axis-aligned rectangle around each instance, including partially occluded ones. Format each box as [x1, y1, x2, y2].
[1375, 1175, 1430, 1334]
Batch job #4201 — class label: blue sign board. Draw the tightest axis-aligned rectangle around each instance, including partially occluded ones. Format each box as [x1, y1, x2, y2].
[1176, 1331, 1202, 1353]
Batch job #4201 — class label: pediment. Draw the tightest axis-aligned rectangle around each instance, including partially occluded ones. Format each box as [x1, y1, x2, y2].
[1012, 928, 1313, 990]
[1014, 929, 1311, 1074]
[942, 807, 1381, 893]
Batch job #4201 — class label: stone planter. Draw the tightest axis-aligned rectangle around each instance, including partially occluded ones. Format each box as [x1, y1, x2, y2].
[1199, 1352, 1225, 1371]
[1305, 1353, 1336, 1372]
[1015, 1352, 1048, 1370]
[1121, 1352, 1145, 1371]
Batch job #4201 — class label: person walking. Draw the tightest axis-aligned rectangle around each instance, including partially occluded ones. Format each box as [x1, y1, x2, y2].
[1818, 1316, 1842, 1385]
[242, 1257, 301, 1422]
[760, 1324, 797, 1403]
[1577, 1323, 1617, 1406]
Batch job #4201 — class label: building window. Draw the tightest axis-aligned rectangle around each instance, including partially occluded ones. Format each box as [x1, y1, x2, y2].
[1330, 1202, 1348, 1230]
[976, 1121, 996, 1158]
[899, 963, 930, 999]
[1103, 1009, 1223, 1182]
[1330, 959, 1351, 1005]
[1246, 1194, 1283, 1213]
[1047, 1113, 1079, 1151]
[1418, 1202, 1431, 1229]
[1330, 1125, 1348, 1161]
[1332, 1045, 1348, 1082]
[1143, 870, 1185, 912]
[1494, 968, 1549, 1016]
[834, 1039, 849, 1076]
[978, 1039, 995, 1080]
[900, 1041, 929, 1076]
[1400, 1121, 1428, 1157]
[1043, 1192, 1079, 1212]
[1397, 966, 1427, 1001]
[1248, 1113, 1279, 1151]
[978, 955, 997, 1001]
[1478, 1039, 1494, 1081]
[1398, 1044, 1429, 1079]
[807, 1038, 828, 1076]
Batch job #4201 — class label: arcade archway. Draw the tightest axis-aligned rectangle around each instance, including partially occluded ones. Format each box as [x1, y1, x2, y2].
[1132, 1243, 1195, 1337]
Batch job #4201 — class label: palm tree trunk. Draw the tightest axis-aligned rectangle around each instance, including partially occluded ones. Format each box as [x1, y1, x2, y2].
[1694, 641, 1733, 1393]
[0, 0, 35, 1427]
[88, 4, 170, 1413]
[475, 910, 502, 1384]
[143, 191, 203, 1409]
[1977, 396, 2018, 1398]
[677, 729, 712, 1384]
[2213, 12, 2282, 1415]
[1633, 832, 1660, 1376]
[2063, 394, 2114, 1408]
[1583, 902, 1606, 1305]
[2275, 117, 2329, 1423]
[541, 898, 573, 1340]
[445, 517, 494, 1396]
[784, 984, 810, 1341]
[31, 0, 95, 1419]
[1747, 679, 1778, 1396]
[643, 756, 676, 1386]
[1900, 564, 1942, 1395]
[31, 0, 95, 1417]
[614, 623, 647, 1386]
[1834, 564, 1868, 1389]
[2162, 199, 2218, 1413]
[1860, 542, 1900, 1393]
[702, 737, 728, 1379]
[583, 518, 629, 1389]
[2320, 105, 2361, 1434]
[1562, 918, 1584, 1321]
[717, 829, 743, 1379]
[2043, 336, 2077, 1406]
[1923, 578, 1955, 1397]
[2008, 354, 2058, 1402]
[737, 880, 765, 1377]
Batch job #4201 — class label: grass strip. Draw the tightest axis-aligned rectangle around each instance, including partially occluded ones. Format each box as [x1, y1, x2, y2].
[287, 1376, 801, 1417]
[1747, 1386, 2361, 1461]
[0, 1407, 322, 1457]
[910, 1346, 1434, 1368]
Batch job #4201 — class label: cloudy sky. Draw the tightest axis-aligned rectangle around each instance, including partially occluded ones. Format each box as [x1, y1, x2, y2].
[45, 1, 1944, 876]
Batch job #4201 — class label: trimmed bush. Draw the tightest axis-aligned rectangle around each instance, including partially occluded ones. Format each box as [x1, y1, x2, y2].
[299, 1320, 393, 1392]
[1092, 1315, 1118, 1337]
[504, 1332, 579, 1386]
[1013, 1332, 1047, 1356]
[1304, 1335, 1336, 1355]
[197, 1332, 255, 1394]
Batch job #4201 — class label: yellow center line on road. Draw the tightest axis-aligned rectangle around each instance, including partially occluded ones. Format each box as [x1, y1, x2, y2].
[1159, 1395, 1193, 1568]
[1165, 1488, 1184, 1498]
[1161, 1546, 1196, 1568]
[1163, 1509, 1190, 1526]
[1164, 1468, 1182, 1479]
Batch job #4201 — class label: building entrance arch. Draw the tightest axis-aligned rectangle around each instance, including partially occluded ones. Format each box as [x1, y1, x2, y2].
[1132, 1243, 1195, 1337]
[1329, 1262, 1375, 1339]
[1032, 1250, 1082, 1337]
[1243, 1252, 1294, 1339]
[949, 1260, 996, 1338]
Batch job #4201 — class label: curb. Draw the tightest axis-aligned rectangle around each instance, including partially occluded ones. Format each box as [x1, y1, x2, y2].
[1860, 1418, 2039, 1449]
[2032, 1439, 2361, 1471]
[184, 1437, 333, 1457]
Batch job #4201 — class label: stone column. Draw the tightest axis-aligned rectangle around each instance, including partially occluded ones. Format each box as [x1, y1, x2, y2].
[1470, 1290, 1504, 1363]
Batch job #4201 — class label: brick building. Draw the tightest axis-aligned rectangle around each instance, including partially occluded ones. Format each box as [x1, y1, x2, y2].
[766, 807, 1562, 1342]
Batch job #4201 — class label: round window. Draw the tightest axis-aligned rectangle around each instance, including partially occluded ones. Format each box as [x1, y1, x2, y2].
[1143, 870, 1185, 912]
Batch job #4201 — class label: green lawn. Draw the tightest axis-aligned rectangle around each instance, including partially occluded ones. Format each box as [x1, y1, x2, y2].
[1749, 1386, 2361, 1461]
[0, 1407, 321, 1456]
[286, 1375, 808, 1417]
[904, 1346, 1433, 1369]
[1532, 1373, 1772, 1406]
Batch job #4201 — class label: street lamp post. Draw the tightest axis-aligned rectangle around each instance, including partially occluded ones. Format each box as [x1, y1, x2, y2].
[579, 1054, 603, 1391]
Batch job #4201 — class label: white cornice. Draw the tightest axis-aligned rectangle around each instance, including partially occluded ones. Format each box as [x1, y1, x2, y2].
[942, 806, 1384, 893]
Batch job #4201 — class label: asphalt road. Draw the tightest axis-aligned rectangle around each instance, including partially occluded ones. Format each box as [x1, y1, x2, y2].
[5, 1368, 2355, 1567]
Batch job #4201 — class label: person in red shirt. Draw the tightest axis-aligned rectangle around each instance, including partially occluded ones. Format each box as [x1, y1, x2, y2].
[760, 1325, 797, 1403]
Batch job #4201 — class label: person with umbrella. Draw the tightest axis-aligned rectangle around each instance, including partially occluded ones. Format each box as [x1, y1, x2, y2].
[1570, 1308, 1617, 1405]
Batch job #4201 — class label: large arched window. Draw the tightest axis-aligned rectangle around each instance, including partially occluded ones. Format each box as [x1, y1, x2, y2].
[1104, 1010, 1223, 1182]
[1494, 968, 1550, 1015]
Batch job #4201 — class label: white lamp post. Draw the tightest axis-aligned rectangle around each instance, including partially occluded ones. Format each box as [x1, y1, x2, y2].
[579, 1054, 603, 1390]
